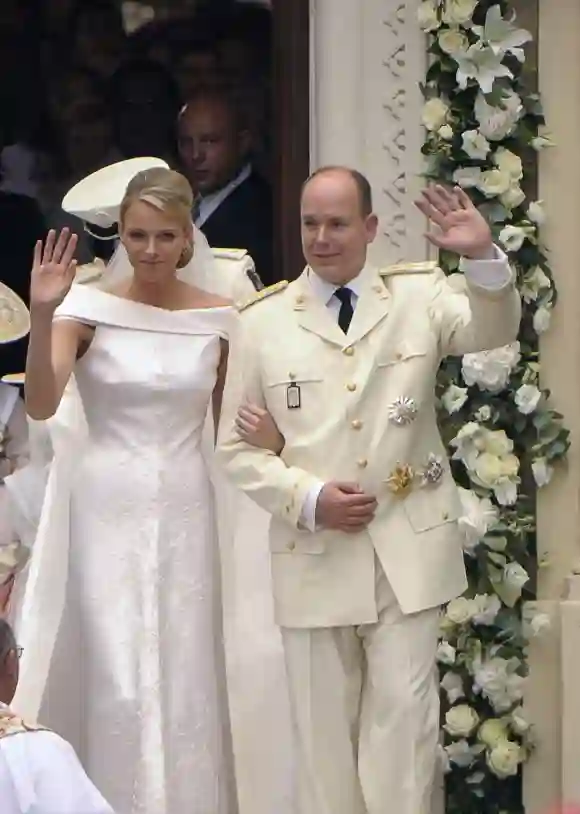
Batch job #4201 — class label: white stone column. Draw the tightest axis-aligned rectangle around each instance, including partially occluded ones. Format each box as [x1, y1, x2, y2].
[309, 0, 429, 266]
[524, 1, 580, 811]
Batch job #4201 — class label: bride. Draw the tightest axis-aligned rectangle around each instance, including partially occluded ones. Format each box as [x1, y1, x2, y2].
[17, 164, 288, 813]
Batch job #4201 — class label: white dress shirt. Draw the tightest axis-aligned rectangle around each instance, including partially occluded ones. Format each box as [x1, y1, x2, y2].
[195, 163, 252, 228]
[0, 706, 114, 814]
[298, 246, 512, 531]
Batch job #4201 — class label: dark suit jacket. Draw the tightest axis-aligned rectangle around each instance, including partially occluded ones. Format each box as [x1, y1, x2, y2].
[200, 172, 275, 287]
[0, 192, 46, 379]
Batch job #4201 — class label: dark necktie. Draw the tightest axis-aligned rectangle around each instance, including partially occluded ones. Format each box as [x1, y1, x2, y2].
[334, 287, 354, 333]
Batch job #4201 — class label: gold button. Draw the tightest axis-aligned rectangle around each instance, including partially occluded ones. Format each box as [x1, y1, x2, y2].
[395, 352, 403, 361]
[343, 346, 354, 356]
[442, 512, 449, 521]
[288, 372, 296, 380]
[346, 382, 357, 392]
[351, 419, 363, 430]
[357, 458, 368, 468]
[287, 541, 296, 551]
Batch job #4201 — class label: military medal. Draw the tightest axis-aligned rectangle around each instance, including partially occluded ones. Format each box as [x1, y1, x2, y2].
[286, 383, 301, 409]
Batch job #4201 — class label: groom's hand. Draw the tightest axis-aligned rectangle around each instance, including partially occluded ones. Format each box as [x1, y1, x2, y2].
[315, 482, 377, 533]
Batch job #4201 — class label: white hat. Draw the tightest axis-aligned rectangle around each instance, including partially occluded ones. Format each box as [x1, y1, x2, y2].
[61, 157, 170, 229]
[0, 283, 30, 345]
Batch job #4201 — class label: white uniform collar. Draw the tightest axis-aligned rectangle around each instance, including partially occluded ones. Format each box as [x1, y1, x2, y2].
[306, 263, 370, 306]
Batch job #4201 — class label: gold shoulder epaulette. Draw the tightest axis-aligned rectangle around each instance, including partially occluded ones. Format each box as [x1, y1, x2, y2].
[380, 260, 438, 277]
[212, 248, 248, 260]
[239, 280, 288, 312]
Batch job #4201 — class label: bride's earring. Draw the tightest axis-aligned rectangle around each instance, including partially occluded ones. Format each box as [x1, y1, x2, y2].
[179, 242, 193, 266]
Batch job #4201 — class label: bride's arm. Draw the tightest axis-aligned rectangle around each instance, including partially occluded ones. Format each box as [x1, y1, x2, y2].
[235, 404, 285, 455]
[212, 340, 285, 454]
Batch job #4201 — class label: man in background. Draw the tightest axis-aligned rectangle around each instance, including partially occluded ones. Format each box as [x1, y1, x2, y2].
[177, 86, 274, 286]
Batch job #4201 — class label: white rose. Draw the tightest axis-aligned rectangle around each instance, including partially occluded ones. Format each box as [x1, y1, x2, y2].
[527, 200, 545, 225]
[442, 0, 478, 26]
[500, 184, 526, 210]
[532, 457, 553, 487]
[458, 488, 498, 556]
[475, 90, 523, 141]
[484, 429, 513, 457]
[439, 124, 454, 140]
[445, 704, 480, 738]
[438, 27, 469, 55]
[441, 671, 465, 704]
[461, 343, 520, 392]
[499, 224, 528, 252]
[487, 739, 522, 778]
[453, 166, 482, 188]
[418, 0, 440, 32]
[514, 384, 541, 415]
[478, 168, 512, 197]
[437, 641, 456, 665]
[473, 657, 525, 710]
[471, 593, 502, 626]
[445, 739, 476, 768]
[478, 717, 508, 748]
[461, 129, 490, 160]
[422, 98, 449, 131]
[521, 266, 551, 303]
[446, 596, 475, 625]
[533, 305, 552, 333]
[475, 405, 492, 422]
[494, 147, 523, 180]
[472, 452, 504, 488]
[442, 384, 468, 414]
[503, 562, 529, 593]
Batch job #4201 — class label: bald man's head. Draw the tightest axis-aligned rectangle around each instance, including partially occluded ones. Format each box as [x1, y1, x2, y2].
[300, 166, 378, 285]
[177, 88, 252, 195]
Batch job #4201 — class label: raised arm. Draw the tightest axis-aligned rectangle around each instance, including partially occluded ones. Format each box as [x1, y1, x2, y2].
[25, 229, 87, 420]
[415, 185, 520, 356]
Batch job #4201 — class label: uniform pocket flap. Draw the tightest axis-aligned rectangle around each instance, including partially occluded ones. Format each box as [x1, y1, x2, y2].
[402, 486, 461, 533]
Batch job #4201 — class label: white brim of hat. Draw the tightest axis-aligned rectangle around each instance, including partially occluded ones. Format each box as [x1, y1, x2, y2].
[62, 157, 170, 229]
[0, 283, 30, 345]
[1, 373, 25, 385]
[75, 259, 106, 285]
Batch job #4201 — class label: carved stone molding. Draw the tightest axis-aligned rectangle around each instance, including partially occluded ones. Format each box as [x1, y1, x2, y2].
[309, 0, 428, 265]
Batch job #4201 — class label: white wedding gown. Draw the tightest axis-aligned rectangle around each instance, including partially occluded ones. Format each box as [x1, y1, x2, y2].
[22, 285, 239, 813]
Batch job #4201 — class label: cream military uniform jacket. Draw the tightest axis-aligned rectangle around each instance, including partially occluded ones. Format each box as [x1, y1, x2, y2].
[218, 258, 521, 629]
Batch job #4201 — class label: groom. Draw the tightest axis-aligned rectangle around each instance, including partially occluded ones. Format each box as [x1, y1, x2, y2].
[218, 166, 521, 814]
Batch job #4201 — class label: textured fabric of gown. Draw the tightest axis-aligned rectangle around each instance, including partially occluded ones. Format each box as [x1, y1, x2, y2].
[30, 285, 238, 813]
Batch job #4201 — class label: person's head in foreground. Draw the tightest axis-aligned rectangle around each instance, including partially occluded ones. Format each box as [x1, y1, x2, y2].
[300, 166, 378, 287]
[119, 166, 195, 288]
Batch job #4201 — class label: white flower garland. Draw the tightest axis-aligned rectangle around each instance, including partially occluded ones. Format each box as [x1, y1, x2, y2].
[418, 1, 569, 810]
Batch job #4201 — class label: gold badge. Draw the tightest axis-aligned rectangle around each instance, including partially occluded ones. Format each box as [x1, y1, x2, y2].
[386, 463, 415, 497]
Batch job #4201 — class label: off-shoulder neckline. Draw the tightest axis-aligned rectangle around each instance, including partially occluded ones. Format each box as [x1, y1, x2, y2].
[75, 285, 234, 315]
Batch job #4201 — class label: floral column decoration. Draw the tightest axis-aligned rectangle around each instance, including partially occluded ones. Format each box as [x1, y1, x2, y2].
[418, 1, 570, 812]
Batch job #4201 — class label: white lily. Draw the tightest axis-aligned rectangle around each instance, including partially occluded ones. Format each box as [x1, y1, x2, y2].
[455, 43, 513, 94]
[472, 5, 532, 62]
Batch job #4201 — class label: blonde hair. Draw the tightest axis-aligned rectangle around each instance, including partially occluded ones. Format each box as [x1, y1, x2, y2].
[120, 168, 195, 268]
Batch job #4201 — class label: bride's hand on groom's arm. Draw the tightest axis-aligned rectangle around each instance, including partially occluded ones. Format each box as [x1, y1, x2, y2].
[235, 404, 285, 455]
